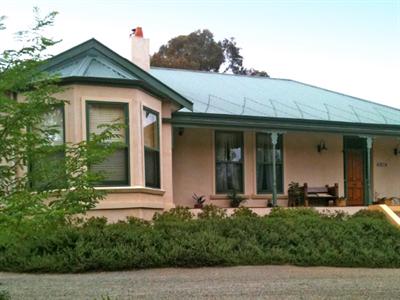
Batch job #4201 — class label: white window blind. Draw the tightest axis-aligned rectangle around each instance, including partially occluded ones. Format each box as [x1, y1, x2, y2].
[87, 102, 129, 185]
[88, 104, 125, 142]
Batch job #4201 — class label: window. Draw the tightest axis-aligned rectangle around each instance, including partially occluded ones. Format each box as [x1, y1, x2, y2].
[30, 106, 66, 191]
[143, 108, 160, 188]
[215, 131, 243, 193]
[87, 102, 129, 186]
[256, 133, 283, 193]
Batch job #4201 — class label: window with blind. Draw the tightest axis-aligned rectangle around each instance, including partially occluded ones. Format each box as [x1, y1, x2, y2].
[215, 131, 243, 193]
[87, 102, 129, 186]
[256, 133, 283, 194]
[143, 108, 160, 188]
[30, 106, 66, 191]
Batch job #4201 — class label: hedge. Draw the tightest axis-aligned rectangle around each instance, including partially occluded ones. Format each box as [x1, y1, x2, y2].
[0, 207, 399, 273]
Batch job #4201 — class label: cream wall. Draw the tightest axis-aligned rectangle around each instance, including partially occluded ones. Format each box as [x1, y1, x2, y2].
[284, 132, 344, 197]
[172, 128, 345, 208]
[61, 84, 176, 218]
[373, 137, 400, 199]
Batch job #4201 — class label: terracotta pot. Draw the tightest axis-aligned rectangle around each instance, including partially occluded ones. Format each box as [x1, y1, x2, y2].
[337, 199, 346, 207]
[384, 199, 393, 206]
[194, 204, 203, 209]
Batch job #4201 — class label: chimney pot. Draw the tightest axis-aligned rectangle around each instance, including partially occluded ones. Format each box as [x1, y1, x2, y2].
[134, 27, 143, 37]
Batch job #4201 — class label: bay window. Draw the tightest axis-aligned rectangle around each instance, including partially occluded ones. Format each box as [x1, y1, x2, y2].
[87, 102, 129, 186]
[30, 106, 66, 190]
[143, 108, 160, 188]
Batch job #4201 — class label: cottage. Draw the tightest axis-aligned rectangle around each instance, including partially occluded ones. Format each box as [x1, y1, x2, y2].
[40, 28, 400, 221]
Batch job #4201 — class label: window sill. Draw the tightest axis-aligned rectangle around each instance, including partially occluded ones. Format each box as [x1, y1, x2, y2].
[210, 194, 288, 200]
[251, 194, 288, 199]
[95, 186, 165, 195]
[210, 194, 250, 200]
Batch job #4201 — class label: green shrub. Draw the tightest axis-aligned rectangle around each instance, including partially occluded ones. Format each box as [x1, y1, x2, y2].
[269, 207, 319, 218]
[352, 209, 386, 220]
[152, 206, 193, 222]
[126, 216, 150, 226]
[1, 207, 400, 273]
[231, 207, 258, 218]
[197, 204, 227, 219]
[0, 289, 10, 300]
[82, 217, 108, 228]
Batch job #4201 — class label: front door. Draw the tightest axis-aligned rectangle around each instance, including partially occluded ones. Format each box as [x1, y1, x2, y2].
[346, 148, 364, 206]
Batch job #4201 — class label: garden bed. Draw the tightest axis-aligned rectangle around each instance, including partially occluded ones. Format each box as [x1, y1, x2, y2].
[0, 207, 400, 273]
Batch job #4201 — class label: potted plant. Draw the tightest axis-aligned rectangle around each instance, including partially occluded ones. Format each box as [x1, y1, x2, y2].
[227, 189, 245, 208]
[337, 197, 347, 207]
[192, 193, 206, 209]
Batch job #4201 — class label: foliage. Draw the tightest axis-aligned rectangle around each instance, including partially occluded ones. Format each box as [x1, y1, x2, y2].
[192, 193, 206, 206]
[231, 207, 258, 218]
[0, 208, 397, 273]
[197, 204, 227, 219]
[151, 29, 224, 72]
[269, 207, 319, 218]
[152, 206, 193, 222]
[227, 189, 245, 208]
[151, 29, 269, 77]
[126, 216, 150, 226]
[352, 209, 387, 220]
[0, 9, 121, 226]
[0, 289, 10, 300]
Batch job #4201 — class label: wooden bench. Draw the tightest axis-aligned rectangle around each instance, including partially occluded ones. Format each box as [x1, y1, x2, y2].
[302, 183, 339, 207]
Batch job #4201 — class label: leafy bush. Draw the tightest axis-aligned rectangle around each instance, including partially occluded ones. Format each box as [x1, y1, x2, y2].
[269, 207, 319, 218]
[352, 209, 387, 220]
[0, 208, 399, 273]
[197, 204, 227, 219]
[0, 289, 10, 300]
[231, 207, 258, 218]
[153, 206, 193, 222]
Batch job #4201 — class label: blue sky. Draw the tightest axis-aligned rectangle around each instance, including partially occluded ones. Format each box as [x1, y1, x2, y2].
[1, 0, 399, 108]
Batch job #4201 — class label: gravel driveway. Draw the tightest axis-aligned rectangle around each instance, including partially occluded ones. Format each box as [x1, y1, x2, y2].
[1, 265, 400, 299]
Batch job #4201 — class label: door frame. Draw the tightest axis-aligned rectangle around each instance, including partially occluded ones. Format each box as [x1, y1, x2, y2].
[343, 136, 369, 206]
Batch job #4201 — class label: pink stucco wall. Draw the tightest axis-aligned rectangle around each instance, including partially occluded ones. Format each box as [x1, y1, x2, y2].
[59, 84, 177, 219]
[172, 128, 345, 207]
[373, 137, 400, 200]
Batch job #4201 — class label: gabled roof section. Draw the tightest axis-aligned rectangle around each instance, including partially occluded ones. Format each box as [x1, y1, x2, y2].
[150, 67, 400, 126]
[42, 39, 192, 110]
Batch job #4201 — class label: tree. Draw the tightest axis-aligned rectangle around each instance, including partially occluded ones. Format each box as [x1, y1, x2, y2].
[220, 37, 243, 74]
[151, 29, 269, 77]
[151, 29, 224, 72]
[0, 9, 120, 226]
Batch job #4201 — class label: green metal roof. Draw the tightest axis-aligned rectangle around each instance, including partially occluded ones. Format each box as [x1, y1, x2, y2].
[41, 39, 192, 110]
[50, 49, 138, 80]
[150, 67, 400, 126]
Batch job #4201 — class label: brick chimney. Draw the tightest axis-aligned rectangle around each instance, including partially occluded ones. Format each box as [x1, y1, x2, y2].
[130, 27, 150, 71]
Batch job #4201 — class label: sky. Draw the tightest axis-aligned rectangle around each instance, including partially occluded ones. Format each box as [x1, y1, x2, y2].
[1, 0, 399, 108]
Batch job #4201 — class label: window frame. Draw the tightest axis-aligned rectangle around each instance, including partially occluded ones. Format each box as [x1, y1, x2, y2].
[143, 106, 161, 189]
[28, 104, 66, 190]
[215, 130, 244, 194]
[86, 100, 130, 187]
[255, 132, 284, 194]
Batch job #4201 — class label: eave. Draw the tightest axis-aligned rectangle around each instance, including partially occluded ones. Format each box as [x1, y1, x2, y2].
[166, 112, 400, 137]
[58, 76, 182, 102]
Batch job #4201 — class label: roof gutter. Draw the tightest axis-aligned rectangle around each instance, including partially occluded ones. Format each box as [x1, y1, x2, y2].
[167, 112, 400, 137]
